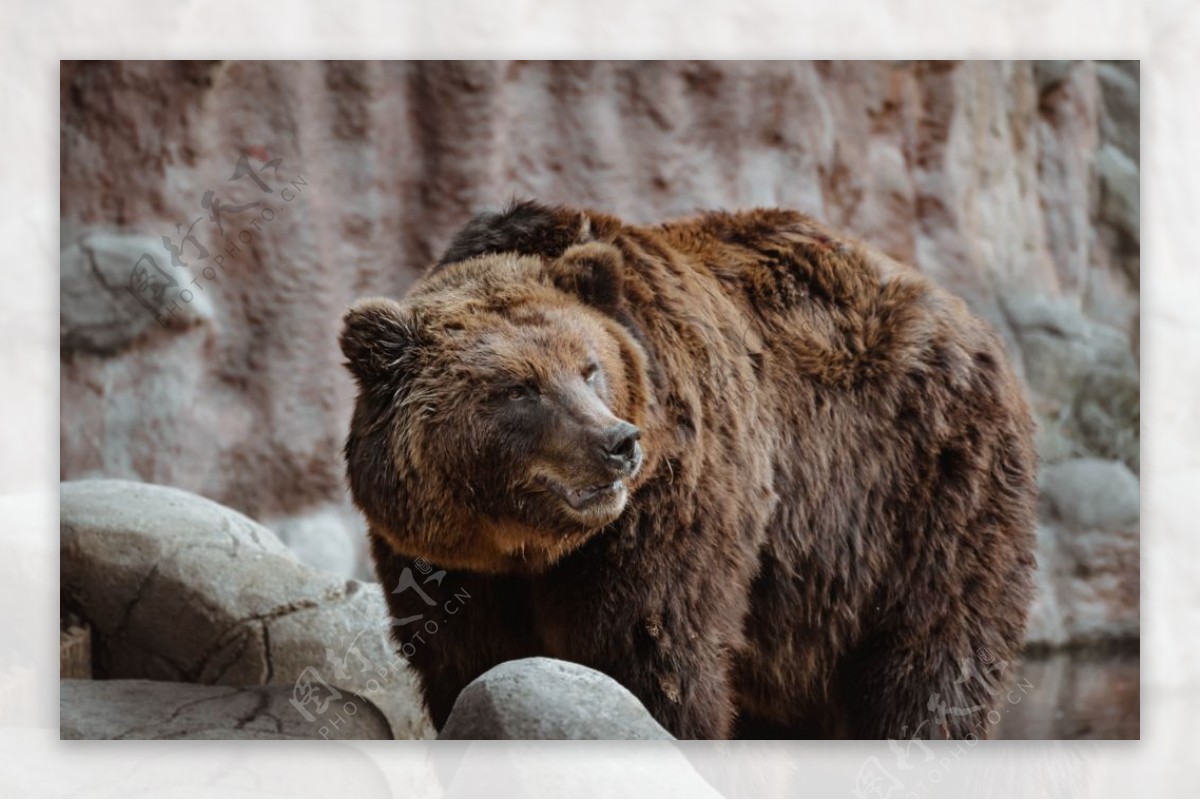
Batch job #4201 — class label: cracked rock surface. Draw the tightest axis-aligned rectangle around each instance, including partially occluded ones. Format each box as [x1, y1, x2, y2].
[439, 658, 675, 740]
[60, 479, 433, 739]
[60, 679, 389, 740]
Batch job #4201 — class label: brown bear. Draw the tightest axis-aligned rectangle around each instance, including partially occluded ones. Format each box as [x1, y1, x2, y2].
[340, 201, 1037, 740]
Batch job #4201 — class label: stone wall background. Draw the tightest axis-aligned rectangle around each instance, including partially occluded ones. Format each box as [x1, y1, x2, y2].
[59, 60, 1139, 650]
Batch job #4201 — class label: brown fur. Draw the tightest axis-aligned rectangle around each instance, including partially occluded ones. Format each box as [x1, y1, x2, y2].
[341, 201, 1038, 739]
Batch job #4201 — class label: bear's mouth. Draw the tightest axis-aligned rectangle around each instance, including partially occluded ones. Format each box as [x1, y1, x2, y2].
[537, 475, 627, 513]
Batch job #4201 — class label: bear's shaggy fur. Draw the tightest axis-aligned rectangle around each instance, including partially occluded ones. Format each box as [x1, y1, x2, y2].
[341, 201, 1037, 739]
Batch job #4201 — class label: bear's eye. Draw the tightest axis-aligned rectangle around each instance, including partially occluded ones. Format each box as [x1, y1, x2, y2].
[505, 382, 540, 402]
[582, 362, 600, 385]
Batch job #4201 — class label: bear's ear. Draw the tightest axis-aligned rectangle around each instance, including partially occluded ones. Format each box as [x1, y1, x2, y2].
[340, 297, 421, 385]
[547, 242, 625, 313]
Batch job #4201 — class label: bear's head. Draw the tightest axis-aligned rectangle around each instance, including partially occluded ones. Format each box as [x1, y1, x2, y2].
[341, 240, 654, 573]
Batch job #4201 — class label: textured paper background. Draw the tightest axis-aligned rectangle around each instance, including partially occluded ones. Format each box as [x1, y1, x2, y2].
[3, 0, 1196, 795]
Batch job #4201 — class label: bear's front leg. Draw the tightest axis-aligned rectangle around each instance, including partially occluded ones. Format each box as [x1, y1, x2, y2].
[537, 587, 738, 738]
[532, 530, 753, 739]
[369, 534, 539, 729]
[838, 629, 1016, 740]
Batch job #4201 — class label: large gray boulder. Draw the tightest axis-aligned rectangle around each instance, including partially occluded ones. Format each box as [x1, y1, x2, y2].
[60, 479, 432, 739]
[439, 657, 674, 740]
[1040, 457, 1140, 532]
[60, 679, 390, 740]
[1026, 459, 1140, 647]
[1001, 291, 1139, 471]
[60, 228, 214, 355]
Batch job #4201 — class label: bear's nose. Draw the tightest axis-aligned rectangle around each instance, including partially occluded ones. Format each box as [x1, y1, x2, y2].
[600, 421, 641, 469]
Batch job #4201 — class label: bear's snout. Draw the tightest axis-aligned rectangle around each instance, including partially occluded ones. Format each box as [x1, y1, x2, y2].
[598, 421, 642, 477]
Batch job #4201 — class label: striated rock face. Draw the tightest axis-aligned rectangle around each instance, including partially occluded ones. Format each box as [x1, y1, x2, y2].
[439, 658, 675, 740]
[60, 480, 433, 739]
[59, 61, 1138, 646]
